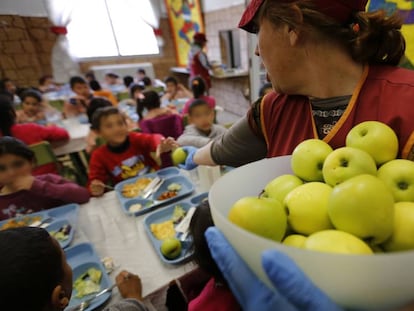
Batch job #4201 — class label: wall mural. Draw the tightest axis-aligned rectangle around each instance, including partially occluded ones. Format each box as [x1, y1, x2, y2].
[165, 0, 205, 67]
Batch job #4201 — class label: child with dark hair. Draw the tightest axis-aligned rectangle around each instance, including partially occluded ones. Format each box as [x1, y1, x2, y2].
[137, 90, 177, 121]
[85, 97, 113, 153]
[177, 99, 227, 148]
[124, 75, 134, 88]
[0, 95, 69, 175]
[64, 76, 93, 117]
[16, 89, 47, 124]
[89, 80, 118, 106]
[187, 201, 240, 310]
[161, 76, 192, 105]
[182, 76, 216, 115]
[38, 75, 58, 93]
[88, 107, 176, 196]
[0, 227, 148, 311]
[0, 137, 89, 220]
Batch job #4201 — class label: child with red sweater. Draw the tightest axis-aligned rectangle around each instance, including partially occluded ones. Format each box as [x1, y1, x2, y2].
[0, 95, 69, 175]
[0, 137, 90, 220]
[88, 107, 177, 196]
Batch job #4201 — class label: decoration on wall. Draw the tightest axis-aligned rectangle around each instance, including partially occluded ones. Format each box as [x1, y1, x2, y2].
[367, 0, 414, 68]
[165, 0, 205, 67]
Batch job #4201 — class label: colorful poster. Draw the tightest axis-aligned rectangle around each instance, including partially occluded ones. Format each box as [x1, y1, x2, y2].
[165, 0, 205, 67]
[367, 0, 414, 68]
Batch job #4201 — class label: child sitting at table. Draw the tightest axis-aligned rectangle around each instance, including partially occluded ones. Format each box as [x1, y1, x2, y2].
[177, 99, 227, 148]
[0, 137, 89, 220]
[64, 76, 93, 117]
[88, 107, 176, 196]
[0, 95, 69, 175]
[182, 77, 216, 116]
[15, 89, 47, 124]
[137, 90, 178, 122]
[161, 76, 192, 106]
[0, 227, 147, 311]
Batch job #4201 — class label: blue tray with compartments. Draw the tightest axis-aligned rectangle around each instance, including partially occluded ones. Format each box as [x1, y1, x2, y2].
[64, 243, 112, 311]
[114, 167, 195, 217]
[143, 192, 208, 265]
[0, 203, 79, 249]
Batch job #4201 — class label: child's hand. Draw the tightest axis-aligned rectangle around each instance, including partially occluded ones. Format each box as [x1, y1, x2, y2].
[156, 137, 178, 158]
[116, 270, 143, 301]
[90, 179, 105, 197]
[10, 175, 35, 192]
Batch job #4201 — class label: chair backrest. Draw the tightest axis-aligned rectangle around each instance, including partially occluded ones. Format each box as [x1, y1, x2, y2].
[139, 114, 184, 139]
[29, 141, 59, 167]
[48, 99, 65, 112]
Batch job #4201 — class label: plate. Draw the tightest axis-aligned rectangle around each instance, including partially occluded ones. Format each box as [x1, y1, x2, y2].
[65, 243, 112, 311]
[115, 167, 194, 216]
[0, 204, 79, 249]
[143, 193, 207, 265]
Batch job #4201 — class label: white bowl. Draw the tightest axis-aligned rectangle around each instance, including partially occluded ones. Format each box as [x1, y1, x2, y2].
[209, 156, 414, 310]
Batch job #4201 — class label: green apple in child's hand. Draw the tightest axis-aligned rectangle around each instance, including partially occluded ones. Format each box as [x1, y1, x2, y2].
[383, 202, 414, 252]
[328, 174, 394, 244]
[291, 139, 333, 182]
[172, 148, 187, 166]
[263, 174, 303, 203]
[228, 197, 287, 242]
[160, 238, 182, 259]
[305, 230, 373, 255]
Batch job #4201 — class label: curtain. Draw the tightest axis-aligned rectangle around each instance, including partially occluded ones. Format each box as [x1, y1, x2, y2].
[43, 0, 80, 84]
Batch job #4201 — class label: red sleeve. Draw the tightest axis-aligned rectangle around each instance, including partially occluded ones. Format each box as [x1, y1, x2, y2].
[39, 125, 69, 142]
[130, 132, 162, 154]
[87, 147, 111, 189]
[31, 174, 90, 204]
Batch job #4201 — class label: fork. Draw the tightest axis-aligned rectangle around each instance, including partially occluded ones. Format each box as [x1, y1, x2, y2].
[175, 207, 196, 241]
[67, 283, 117, 311]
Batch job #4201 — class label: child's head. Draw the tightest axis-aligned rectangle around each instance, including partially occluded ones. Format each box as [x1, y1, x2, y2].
[188, 99, 214, 132]
[38, 75, 54, 88]
[130, 83, 145, 100]
[69, 76, 90, 98]
[0, 137, 35, 185]
[123, 75, 134, 88]
[85, 71, 96, 82]
[0, 78, 17, 95]
[137, 90, 161, 119]
[91, 107, 128, 145]
[89, 80, 102, 91]
[0, 227, 72, 311]
[105, 72, 119, 85]
[87, 97, 112, 124]
[137, 68, 146, 80]
[189, 201, 226, 283]
[259, 82, 273, 97]
[190, 76, 207, 99]
[165, 76, 178, 95]
[20, 89, 43, 116]
[0, 94, 16, 136]
[142, 77, 152, 88]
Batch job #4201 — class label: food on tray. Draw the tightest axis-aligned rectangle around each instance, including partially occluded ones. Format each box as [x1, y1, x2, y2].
[157, 190, 179, 201]
[101, 257, 115, 273]
[161, 237, 182, 259]
[129, 203, 143, 213]
[150, 220, 176, 240]
[73, 267, 102, 298]
[121, 177, 153, 198]
[171, 205, 187, 224]
[0, 216, 42, 231]
[167, 183, 182, 192]
[50, 224, 72, 241]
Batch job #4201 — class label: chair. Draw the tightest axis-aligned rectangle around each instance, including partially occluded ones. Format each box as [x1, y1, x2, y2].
[48, 99, 65, 112]
[139, 114, 184, 139]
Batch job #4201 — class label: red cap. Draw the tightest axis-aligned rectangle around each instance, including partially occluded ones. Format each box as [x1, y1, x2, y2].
[239, 0, 368, 33]
[193, 32, 208, 43]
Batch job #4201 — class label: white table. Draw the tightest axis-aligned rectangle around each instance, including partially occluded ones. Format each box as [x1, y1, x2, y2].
[54, 119, 90, 156]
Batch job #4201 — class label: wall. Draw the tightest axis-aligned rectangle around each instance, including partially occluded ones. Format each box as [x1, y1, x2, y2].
[201, 0, 245, 12]
[0, 15, 56, 87]
[78, 18, 175, 81]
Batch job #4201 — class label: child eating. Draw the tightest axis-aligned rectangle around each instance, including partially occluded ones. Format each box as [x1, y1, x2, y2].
[0, 137, 89, 220]
[64, 76, 93, 117]
[88, 107, 177, 196]
[16, 89, 47, 124]
[177, 99, 227, 148]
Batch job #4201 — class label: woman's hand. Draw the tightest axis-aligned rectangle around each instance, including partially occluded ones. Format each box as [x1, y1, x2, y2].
[90, 179, 105, 197]
[116, 270, 143, 301]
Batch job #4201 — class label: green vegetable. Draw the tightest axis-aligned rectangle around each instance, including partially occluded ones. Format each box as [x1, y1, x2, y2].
[167, 183, 182, 192]
[73, 268, 102, 298]
[50, 231, 69, 241]
[171, 205, 187, 224]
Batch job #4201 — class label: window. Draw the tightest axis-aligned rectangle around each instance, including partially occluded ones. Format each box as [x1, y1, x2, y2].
[66, 0, 159, 58]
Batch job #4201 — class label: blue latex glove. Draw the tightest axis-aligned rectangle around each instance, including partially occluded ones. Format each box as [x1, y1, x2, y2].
[178, 146, 198, 170]
[205, 227, 343, 311]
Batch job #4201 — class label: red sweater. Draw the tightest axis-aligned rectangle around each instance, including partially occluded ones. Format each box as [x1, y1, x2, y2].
[252, 66, 414, 159]
[88, 132, 172, 190]
[9, 123, 69, 175]
[0, 174, 90, 220]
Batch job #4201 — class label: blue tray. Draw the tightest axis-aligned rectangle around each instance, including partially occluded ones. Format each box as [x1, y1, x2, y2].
[143, 192, 208, 265]
[64, 243, 112, 311]
[115, 167, 195, 217]
[0, 203, 79, 249]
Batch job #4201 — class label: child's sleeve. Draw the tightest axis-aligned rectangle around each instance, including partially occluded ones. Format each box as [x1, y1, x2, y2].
[31, 174, 90, 204]
[88, 149, 110, 188]
[133, 133, 173, 168]
[38, 124, 70, 142]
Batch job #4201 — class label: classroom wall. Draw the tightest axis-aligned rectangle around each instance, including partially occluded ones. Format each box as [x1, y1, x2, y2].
[0, 15, 56, 88]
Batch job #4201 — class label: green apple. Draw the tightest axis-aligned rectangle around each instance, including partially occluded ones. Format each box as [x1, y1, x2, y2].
[228, 197, 287, 242]
[171, 147, 187, 166]
[291, 139, 333, 182]
[160, 238, 182, 259]
[346, 121, 398, 165]
[305, 230, 373, 255]
[282, 234, 307, 248]
[383, 202, 414, 252]
[284, 182, 333, 235]
[322, 147, 377, 186]
[328, 174, 394, 244]
[377, 159, 414, 202]
[263, 174, 304, 203]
